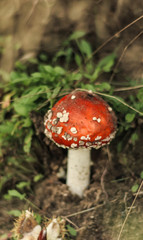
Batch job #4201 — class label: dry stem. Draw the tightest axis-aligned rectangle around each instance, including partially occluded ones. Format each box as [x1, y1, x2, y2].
[117, 180, 143, 240]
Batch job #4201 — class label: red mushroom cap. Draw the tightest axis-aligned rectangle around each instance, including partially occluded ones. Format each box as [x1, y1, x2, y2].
[44, 89, 117, 149]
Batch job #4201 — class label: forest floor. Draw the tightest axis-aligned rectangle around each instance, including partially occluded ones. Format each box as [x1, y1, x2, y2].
[1, 139, 143, 240]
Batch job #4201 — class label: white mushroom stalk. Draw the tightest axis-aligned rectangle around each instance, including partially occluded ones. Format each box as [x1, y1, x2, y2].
[67, 148, 90, 197]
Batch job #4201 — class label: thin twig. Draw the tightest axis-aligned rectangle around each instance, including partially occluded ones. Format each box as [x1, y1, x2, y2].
[64, 204, 104, 218]
[25, 0, 39, 23]
[109, 30, 143, 83]
[88, 15, 143, 60]
[1, 88, 143, 116]
[0, 88, 71, 106]
[100, 155, 108, 200]
[74, 15, 143, 82]
[101, 167, 108, 200]
[62, 216, 79, 229]
[94, 91, 143, 115]
[0, 91, 49, 105]
[100, 146, 112, 200]
[117, 180, 143, 240]
[114, 85, 143, 92]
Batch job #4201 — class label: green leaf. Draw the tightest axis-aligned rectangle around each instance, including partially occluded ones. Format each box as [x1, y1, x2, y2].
[79, 39, 92, 58]
[53, 50, 67, 61]
[11, 120, 23, 135]
[131, 184, 139, 193]
[51, 86, 61, 99]
[19, 86, 48, 104]
[67, 225, 77, 236]
[117, 142, 123, 153]
[54, 66, 65, 75]
[8, 210, 21, 217]
[0, 121, 14, 134]
[0, 175, 12, 192]
[69, 72, 82, 81]
[23, 129, 33, 153]
[85, 62, 93, 73]
[13, 102, 35, 116]
[28, 58, 38, 64]
[69, 31, 86, 40]
[39, 54, 48, 61]
[15, 61, 26, 71]
[75, 54, 82, 67]
[98, 53, 116, 72]
[91, 53, 116, 81]
[96, 82, 111, 92]
[34, 213, 42, 224]
[22, 118, 32, 127]
[137, 88, 143, 102]
[108, 97, 128, 114]
[125, 113, 136, 123]
[43, 65, 54, 73]
[3, 194, 12, 200]
[31, 72, 43, 78]
[91, 68, 101, 81]
[131, 132, 139, 145]
[81, 84, 95, 92]
[16, 181, 30, 190]
[33, 174, 44, 182]
[26, 156, 36, 163]
[10, 73, 28, 84]
[8, 189, 26, 200]
[140, 171, 143, 179]
[65, 48, 73, 63]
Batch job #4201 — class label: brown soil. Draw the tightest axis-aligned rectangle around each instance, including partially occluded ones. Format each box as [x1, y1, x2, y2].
[1, 134, 143, 240]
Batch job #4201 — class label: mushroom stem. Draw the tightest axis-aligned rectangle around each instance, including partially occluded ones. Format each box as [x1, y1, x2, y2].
[67, 148, 90, 197]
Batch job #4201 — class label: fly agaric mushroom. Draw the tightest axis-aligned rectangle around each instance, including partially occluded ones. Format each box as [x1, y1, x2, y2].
[44, 89, 117, 197]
